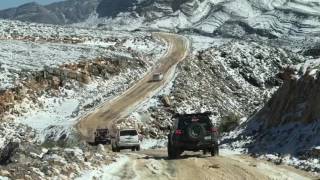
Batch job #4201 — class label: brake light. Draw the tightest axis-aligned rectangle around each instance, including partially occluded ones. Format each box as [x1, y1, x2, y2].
[175, 129, 183, 136]
[210, 127, 218, 133]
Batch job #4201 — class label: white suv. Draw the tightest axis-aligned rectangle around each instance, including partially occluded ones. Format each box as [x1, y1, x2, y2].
[112, 129, 141, 152]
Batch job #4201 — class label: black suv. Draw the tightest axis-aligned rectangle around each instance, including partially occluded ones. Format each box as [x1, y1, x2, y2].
[167, 112, 219, 159]
[94, 128, 111, 145]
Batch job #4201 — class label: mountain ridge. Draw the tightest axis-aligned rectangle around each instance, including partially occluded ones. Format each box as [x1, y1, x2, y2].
[0, 0, 100, 24]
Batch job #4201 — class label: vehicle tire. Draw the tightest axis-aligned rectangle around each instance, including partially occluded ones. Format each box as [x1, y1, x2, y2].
[131, 147, 135, 151]
[203, 150, 207, 155]
[136, 145, 141, 151]
[186, 123, 206, 141]
[214, 146, 219, 156]
[168, 141, 176, 159]
[116, 146, 120, 152]
[211, 147, 219, 156]
[112, 145, 116, 152]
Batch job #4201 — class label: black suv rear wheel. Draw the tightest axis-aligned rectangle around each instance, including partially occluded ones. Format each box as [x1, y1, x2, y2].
[210, 146, 219, 156]
[168, 137, 182, 159]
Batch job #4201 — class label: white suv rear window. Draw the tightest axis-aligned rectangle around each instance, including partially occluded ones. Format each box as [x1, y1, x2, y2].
[120, 130, 137, 136]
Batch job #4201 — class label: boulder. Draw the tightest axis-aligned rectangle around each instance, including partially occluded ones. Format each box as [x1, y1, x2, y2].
[0, 170, 10, 176]
[161, 95, 171, 107]
[0, 141, 19, 165]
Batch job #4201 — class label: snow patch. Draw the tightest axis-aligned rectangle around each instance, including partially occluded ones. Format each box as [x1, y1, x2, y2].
[140, 139, 167, 150]
[76, 155, 129, 180]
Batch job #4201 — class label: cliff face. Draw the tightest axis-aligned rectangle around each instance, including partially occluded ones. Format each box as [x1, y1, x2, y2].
[257, 67, 320, 127]
[223, 65, 320, 163]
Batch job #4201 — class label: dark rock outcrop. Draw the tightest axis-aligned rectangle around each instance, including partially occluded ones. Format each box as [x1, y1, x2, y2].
[0, 141, 19, 165]
[97, 0, 136, 18]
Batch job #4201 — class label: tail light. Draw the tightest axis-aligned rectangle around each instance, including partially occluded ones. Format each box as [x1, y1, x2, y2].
[210, 127, 218, 133]
[175, 129, 183, 136]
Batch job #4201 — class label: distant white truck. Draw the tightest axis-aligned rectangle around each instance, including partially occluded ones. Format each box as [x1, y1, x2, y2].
[152, 73, 164, 82]
[112, 129, 141, 152]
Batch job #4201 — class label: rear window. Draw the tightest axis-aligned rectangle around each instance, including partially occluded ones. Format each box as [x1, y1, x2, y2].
[177, 115, 212, 130]
[96, 129, 108, 134]
[120, 130, 137, 136]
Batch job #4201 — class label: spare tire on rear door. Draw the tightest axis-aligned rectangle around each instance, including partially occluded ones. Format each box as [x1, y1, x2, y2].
[186, 123, 205, 141]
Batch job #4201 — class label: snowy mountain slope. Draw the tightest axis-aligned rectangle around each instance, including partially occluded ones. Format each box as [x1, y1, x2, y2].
[0, 20, 165, 90]
[221, 61, 320, 173]
[0, 20, 166, 144]
[0, 0, 319, 177]
[84, 0, 320, 41]
[0, 0, 100, 24]
[2, 0, 320, 43]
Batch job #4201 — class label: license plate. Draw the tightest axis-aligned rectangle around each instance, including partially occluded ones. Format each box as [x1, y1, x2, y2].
[204, 136, 211, 140]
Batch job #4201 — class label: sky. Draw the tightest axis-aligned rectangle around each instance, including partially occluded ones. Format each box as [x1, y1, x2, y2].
[0, 0, 63, 10]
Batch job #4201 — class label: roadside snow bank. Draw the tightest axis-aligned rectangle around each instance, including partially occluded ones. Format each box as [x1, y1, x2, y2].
[140, 139, 167, 150]
[76, 155, 129, 180]
[222, 120, 320, 173]
[0, 176, 9, 180]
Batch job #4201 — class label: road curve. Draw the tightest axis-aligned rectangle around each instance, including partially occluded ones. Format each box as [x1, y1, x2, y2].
[76, 33, 190, 141]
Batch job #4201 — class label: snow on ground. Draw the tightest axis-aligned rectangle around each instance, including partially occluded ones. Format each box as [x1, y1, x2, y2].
[0, 19, 166, 90]
[12, 68, 147, 142]
[77, 13, 146, 32]
[0, 19, 167, 141]
[222, 120, 320, 173]
[186, 35, 232, 53]
[0, 19, 143, 41]
[140, 139, 167, 150]
[0, 65, 15, 89]
[0, 40, 104, 71]
[219, 147, 243, 156]
[76, 155, 129, 180]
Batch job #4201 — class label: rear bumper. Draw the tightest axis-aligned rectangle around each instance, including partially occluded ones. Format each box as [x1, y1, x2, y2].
[94, 138, 111, 144]
[118, 142, 140, 148]
[173, 141, 217, 150]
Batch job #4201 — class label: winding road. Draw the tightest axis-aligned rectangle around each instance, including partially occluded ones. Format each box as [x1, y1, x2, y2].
[76, 33, 318, 180]
[76, 33, 189, 141]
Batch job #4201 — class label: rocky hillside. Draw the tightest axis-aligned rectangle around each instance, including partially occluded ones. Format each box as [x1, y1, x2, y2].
[122, 37, 305, 140]
[257, 65, 320, 126]
[92, 0, 320, 42]
[222, 62, 320, 172]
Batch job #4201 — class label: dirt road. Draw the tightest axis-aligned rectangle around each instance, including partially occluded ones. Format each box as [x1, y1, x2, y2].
[82, 149, 317, 180]
[76, 33, 189, 141]
[75, 33, 318, 180]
